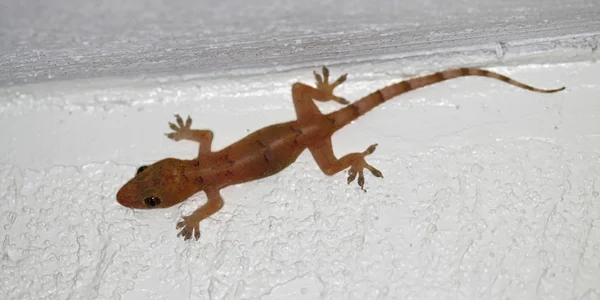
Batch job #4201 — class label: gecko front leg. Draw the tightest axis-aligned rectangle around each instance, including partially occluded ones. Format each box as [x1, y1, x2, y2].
[176, 189, 224, 241]
[166, 114, 214, 157]
[165, 114, 223, 241]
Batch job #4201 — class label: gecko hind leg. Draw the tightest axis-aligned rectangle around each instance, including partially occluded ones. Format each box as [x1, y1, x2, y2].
[165, 114, 214, 157]
[291, 66, 349, 120]
[309, 139, 383, 191]
[313, 66, 349, 105]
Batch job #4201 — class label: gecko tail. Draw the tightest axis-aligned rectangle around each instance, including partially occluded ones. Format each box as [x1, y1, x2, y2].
[447, 68, 565, 93]
[378, 68, 565, 100]
[328, 67, 565, 131]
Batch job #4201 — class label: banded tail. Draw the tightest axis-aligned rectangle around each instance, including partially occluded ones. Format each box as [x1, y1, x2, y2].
[328, 67, 565, 130]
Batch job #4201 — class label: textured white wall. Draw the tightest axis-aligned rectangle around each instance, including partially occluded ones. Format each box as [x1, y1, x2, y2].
[2, 0, 600, 300]
[2, 62, 599, 299]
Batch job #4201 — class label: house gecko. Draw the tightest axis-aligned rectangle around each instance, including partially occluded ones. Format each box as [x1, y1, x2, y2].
[116, 66, 564, 241]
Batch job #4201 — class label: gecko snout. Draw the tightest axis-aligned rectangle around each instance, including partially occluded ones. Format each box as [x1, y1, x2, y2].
[117, 184, 159, 209]
[116, 186, 135, 208]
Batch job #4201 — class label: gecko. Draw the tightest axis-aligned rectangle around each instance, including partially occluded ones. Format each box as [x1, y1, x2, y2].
[116, 66, 565, 241]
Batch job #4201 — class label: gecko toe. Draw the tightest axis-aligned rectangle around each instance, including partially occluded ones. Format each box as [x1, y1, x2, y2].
[347, 167, 357, 184]
[313, 71, 323, 84]
[357, 170, 365, 190]
[364, 144, 378, 155]
[175, 114, 185, 127]
[177, 229, 188, 240]
[322, 66, 330, 83]
[335, 97, 350, 105]
[176, 219, 186, 229]
[369, 166, 383, 178]
[332, 74, 347, 87]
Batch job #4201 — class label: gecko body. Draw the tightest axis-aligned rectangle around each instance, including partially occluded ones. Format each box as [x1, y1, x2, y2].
[116, 67, 564, 240]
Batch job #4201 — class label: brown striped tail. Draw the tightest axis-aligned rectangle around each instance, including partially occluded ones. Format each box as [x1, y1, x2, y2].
[328, 67, 565, 131]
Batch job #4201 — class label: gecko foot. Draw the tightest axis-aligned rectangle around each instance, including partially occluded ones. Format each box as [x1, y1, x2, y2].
[347, 144, 384, 191]
[166, 114, 193, 141]
[176, 215, 201, 241]
[313, 66, 349, 105]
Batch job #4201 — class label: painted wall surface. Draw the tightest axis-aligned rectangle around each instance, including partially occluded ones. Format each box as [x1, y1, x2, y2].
[2, 63, 599, 300]
[1, 1, 600, 300]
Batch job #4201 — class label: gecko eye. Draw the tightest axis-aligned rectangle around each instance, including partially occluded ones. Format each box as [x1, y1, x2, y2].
[137, 165, 148, 175]
[144, 196, 161, 207]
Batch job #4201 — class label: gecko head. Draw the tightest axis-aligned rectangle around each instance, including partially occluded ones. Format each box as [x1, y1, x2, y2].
[116, 158, 199, 209]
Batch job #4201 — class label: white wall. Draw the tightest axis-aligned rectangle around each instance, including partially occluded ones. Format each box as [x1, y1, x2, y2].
[1, 1, 600, 300]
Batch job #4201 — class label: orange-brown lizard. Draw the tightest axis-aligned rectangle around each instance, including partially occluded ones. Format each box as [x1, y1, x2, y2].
[116, 67, 564, 241]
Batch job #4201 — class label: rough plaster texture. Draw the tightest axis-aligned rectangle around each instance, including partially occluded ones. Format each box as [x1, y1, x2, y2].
[2, 0, 600, 300]
[1, 0, 600, 86]
[1, 62, 600, 299]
